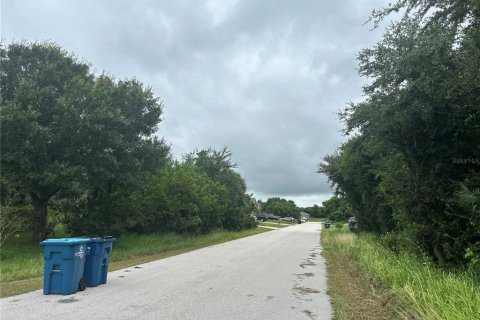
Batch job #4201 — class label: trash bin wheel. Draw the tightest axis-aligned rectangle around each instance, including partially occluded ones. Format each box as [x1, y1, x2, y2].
[79, 278, 87, 291]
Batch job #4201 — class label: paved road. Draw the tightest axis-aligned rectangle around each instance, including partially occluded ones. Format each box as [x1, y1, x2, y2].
[1, 222, 332, 320]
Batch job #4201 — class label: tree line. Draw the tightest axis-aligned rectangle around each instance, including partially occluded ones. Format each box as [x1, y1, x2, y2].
[319, 0, 479, 271]
[0, 42, 255, 241]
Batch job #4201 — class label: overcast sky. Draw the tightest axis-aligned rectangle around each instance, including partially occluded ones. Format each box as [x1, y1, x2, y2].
[1, 0, 389, 207]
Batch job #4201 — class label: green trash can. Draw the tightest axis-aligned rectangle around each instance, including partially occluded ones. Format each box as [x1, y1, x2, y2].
[40, 238, 90, 295]
[84, 237, 115, 287]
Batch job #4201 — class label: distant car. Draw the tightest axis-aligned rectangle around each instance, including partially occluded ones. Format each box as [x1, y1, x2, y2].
[281, 217, 295, 222]
[255, 213, 268, 222]
[301, 218, 306, 223]
[267, 214, 280, 221]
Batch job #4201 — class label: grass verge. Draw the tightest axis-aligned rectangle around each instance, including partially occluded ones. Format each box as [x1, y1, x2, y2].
[0, 228, 269, 298]
[258, 221, 292, 228]
[321, 226, 480, 320]
[322, 228, 403, 319]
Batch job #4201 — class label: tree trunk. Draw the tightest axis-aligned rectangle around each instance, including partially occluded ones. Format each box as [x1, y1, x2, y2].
[432, 232, 446, 265]
[31, 193, 48, 241]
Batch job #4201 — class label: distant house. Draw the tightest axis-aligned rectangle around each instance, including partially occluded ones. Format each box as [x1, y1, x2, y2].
[300, 212, 310, 220]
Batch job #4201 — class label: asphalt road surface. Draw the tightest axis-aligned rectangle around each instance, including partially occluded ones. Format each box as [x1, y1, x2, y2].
[1, 222, 332, 320]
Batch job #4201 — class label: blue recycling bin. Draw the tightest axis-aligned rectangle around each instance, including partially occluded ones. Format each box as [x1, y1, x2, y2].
[40, 238, 90, 295]
[84, 237, 115, 287]
[324, 222, 331, 229]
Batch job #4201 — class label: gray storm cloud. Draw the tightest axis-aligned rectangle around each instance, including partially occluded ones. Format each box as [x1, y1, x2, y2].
[2, 0, 388, 206]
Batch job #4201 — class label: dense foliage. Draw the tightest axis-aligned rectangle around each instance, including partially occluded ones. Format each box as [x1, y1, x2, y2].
[319, 0, 480, 269]
[0, 42, 255, 239]
[301, 204, 324, 218]
[263, 197, 299, 218]
[319, 196, 352, 222]
[1, 42, 168, 239]
[183, 148, 256, 230]
[135, 164, 229, 234]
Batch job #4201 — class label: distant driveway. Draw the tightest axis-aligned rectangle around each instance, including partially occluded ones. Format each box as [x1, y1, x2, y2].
[1, 223, 332, 320]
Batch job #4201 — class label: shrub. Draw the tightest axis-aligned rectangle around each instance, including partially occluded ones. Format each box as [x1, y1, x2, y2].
[0, 205, 31, 247]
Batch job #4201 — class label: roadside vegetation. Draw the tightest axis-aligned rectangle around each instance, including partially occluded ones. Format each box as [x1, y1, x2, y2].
[322, 226, 480, 320]
[318, 2, 479, 318]
[258, 221, 293, 229]
[262, 197, 299, 218]
[318, 0, 479, 293]
[0, 42, 257, 244]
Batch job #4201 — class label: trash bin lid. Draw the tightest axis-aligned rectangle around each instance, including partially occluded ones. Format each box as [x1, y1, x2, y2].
[40, 237, 90, 246]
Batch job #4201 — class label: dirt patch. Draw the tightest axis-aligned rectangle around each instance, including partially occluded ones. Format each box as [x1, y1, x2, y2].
[294, 285, 320, 295]
[58, 298, 78, 303]
[303, 309, 316, 319]
[323, 251, 411, 319]
[295, 272, 315, 278]
[300, 260, 316, 268]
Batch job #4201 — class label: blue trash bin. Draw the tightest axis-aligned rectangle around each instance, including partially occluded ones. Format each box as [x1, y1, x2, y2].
[40, 238, 90, 295]
[325, 222, 331, 229]
[84, 237, 115, 287]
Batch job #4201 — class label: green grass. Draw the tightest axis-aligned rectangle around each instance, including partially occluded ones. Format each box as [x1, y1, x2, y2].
[110, 229, 268, 261]
[0, 233, 44, 283]
[258, 221, 293, 228]
[322, 227, 480, 320]
[0, 227, 269, 297]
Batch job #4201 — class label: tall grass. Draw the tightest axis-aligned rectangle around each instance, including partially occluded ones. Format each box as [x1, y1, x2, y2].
[322, 227, 480, 320]
[0, 234, 44, 282]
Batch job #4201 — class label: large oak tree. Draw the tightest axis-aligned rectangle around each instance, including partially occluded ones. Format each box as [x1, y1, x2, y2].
[1, 42, 164, 240]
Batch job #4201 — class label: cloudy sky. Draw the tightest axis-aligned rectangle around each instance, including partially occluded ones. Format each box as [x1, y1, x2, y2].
[1, 0, 389, 207]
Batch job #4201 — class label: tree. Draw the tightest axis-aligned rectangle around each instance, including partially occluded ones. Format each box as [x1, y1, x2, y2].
[263, 197, 299, 218]
[319, 137, 396, 233]
[184, 148, 255, 230]
[319, 0, 479, 265]
[369, 0, 479, 32]
[319, 196, 352, 222]
[304, 205, 324, 218]
[0, 42, 165, 239]
[137, 164, 228, 234]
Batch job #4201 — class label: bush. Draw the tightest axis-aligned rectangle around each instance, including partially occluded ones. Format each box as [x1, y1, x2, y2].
[63, 190, 139, 237]
[0, 205, 32, 247]
[137, 164, 228, 234]
[465, 245, 480, 284]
